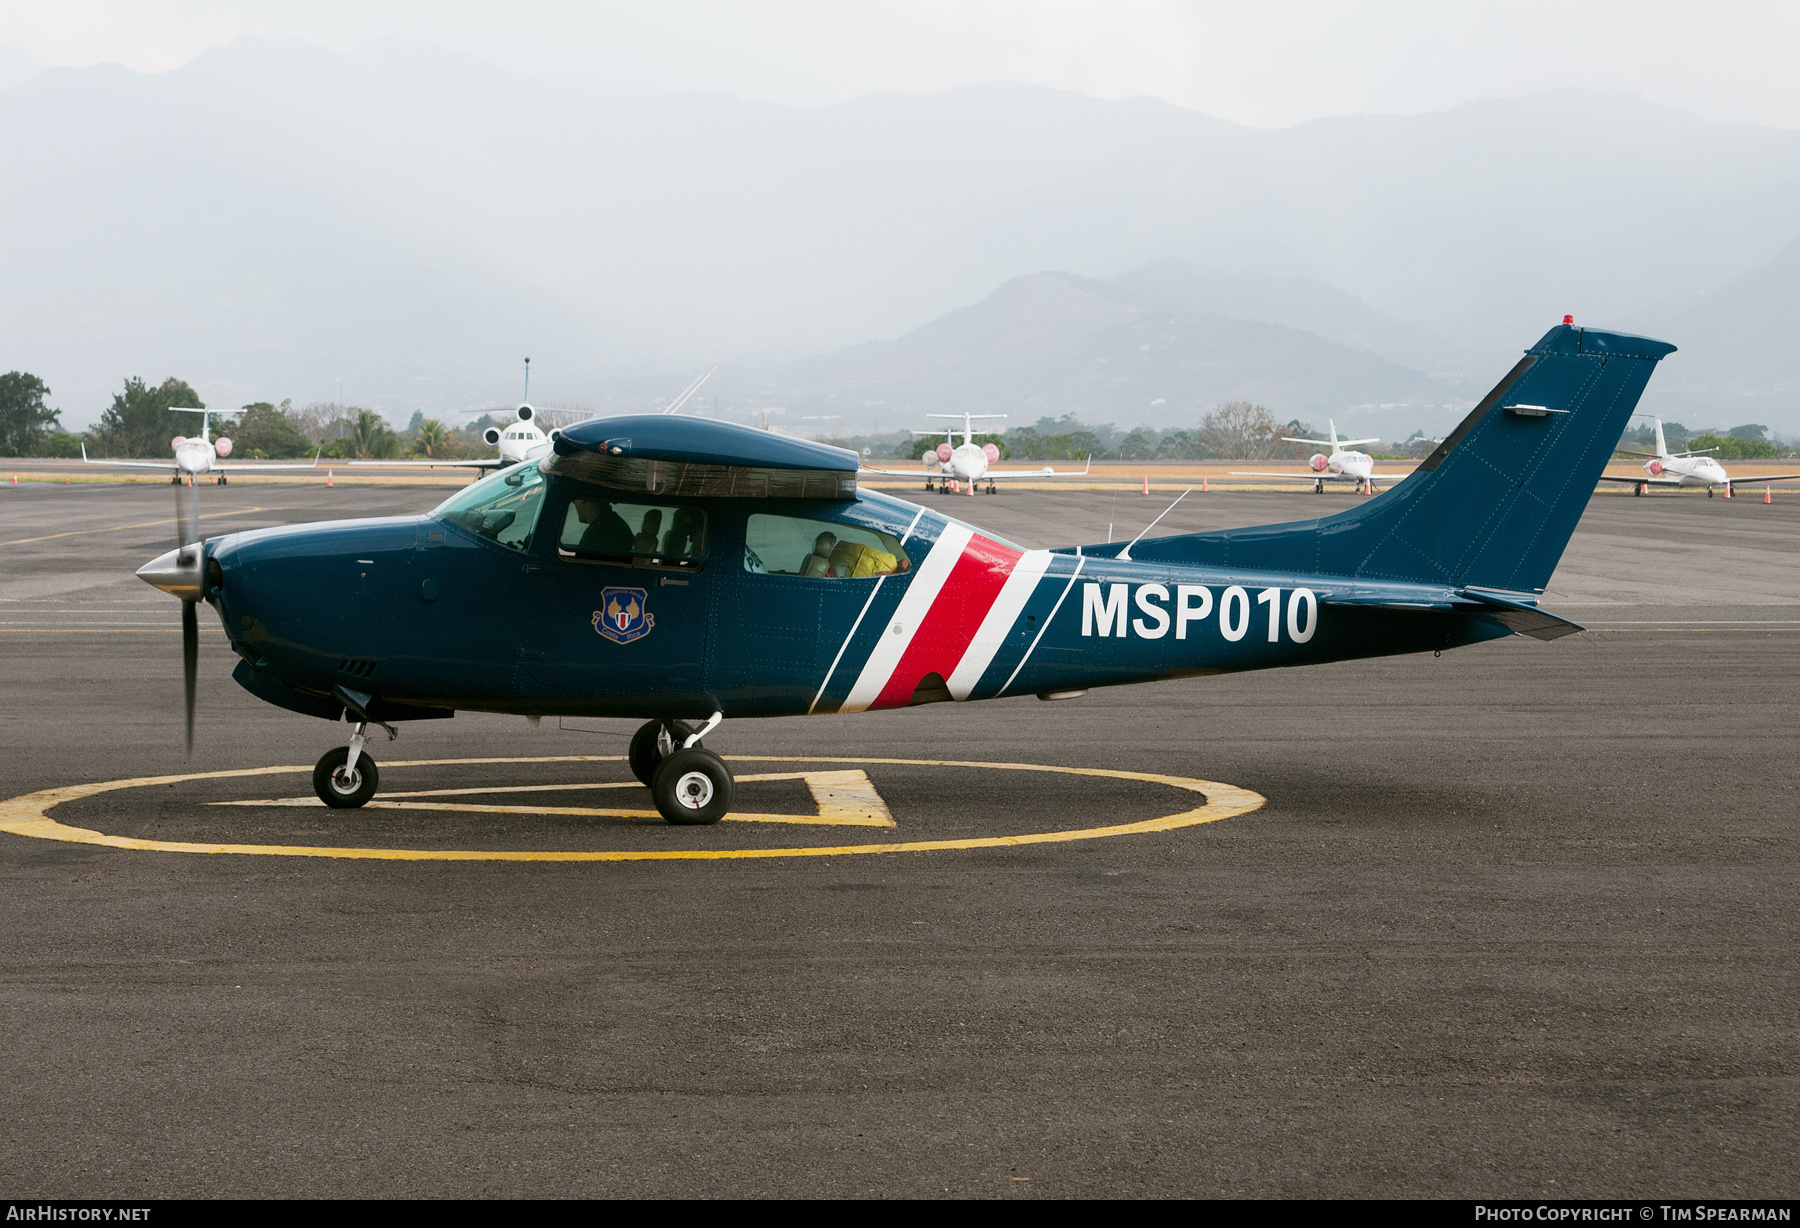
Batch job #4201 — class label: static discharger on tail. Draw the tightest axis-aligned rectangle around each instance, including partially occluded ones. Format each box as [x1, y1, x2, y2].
[136, 320, 1676, 827]
[1598, 415, 1800, 498]
[1230, 419, 1409, 495]
[860, 411, 1090, 495]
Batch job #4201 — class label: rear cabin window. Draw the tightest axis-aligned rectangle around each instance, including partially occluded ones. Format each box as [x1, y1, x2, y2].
[744, 514, 910, 579]
[434, 461, 546, 550]
[559, 498, 707, 569]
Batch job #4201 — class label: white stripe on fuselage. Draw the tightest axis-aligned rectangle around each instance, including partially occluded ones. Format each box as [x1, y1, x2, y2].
[839, 522, 973, 713]
[944, 549, 1050, 700]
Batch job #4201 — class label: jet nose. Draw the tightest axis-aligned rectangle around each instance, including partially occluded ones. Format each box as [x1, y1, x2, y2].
[137, 545, 205, 601]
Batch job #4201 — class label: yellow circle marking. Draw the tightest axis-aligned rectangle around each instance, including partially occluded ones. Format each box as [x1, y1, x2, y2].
[0, 755, 1264, 862]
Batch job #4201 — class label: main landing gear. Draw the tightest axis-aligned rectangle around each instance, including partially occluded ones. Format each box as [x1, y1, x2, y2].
[629, 712, 733, 825]
[312, 719, 397, 808]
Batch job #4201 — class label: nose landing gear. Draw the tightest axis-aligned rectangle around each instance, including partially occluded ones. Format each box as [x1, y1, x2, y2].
[629, 712, 732, 824]
[311, 719, 397, 808]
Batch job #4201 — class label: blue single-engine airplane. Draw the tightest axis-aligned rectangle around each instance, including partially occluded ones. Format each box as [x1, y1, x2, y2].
[137, 322, 1674, 825]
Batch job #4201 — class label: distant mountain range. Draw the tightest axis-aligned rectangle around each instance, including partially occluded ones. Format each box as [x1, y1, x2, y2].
[759, 266, 1471, 441]
[3, 38, 1797, 431]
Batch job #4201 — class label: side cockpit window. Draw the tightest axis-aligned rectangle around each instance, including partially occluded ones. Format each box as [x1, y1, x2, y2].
[744, 514, 910, 579]
[434, 461, 546, 550]
[559, 499, 707, 570]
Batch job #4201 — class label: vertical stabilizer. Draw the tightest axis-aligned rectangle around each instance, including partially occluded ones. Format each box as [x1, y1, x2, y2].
[1116, 324, 1677, 594]
[1653, 417, 1669, 458]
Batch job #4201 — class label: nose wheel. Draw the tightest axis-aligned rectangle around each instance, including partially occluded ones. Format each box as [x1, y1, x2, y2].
[628, 718, 699, 785]
[313, 744, 380, 808]
[311, 720, 395, 809]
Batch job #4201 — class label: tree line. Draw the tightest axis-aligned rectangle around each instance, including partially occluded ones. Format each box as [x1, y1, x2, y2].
[0, 372, 497, 460]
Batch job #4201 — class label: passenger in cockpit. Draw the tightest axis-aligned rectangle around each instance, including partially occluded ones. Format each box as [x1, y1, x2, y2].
[572, 499, 633, 554]
[631, 508, 663, 554]
[663, 508, 705, 559]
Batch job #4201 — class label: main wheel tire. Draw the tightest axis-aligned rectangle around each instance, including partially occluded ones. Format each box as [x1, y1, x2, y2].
[628, 719, 696, 786]
[651, 748, 734, 825]
[312, 745, 379, 809]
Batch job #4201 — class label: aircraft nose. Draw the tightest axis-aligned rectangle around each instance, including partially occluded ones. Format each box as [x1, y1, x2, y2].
[137, 545, 205, 601]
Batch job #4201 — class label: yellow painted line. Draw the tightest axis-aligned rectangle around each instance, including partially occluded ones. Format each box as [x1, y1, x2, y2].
[0, 506, 277, 546]
[0, 756, 1262, 862]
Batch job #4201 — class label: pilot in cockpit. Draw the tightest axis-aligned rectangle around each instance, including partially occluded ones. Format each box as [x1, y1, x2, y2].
[571, 498, 633, 554]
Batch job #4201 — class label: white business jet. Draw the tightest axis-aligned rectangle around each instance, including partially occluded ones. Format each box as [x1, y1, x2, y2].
[81, 408, 320, 485]
[1598, 417, 1800, 497]
[860, 412, 1090, 496]
[354, 364, 714, 473]
[1231, 420, 1406, 494]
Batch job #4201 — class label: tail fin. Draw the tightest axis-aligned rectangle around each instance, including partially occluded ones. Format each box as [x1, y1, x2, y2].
[1653, 417, 1669, 458]
[1122, 324, 1675, 594]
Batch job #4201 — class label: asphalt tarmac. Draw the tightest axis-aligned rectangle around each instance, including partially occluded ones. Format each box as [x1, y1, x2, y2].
[1, 479, 1795, 1198]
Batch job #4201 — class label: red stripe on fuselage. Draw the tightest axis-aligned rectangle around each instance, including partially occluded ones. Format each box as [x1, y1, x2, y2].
[869, 533, 1022, 710]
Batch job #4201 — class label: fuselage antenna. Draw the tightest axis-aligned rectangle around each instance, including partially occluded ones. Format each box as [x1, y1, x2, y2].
[1117, 487, 1194, 563]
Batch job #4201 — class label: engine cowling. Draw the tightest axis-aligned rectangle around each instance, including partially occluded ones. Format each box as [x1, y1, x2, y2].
[484, 427, 502, 447]
[1648, 459, 1664, 476]
[1309, 453, 1329, 472]
[214, 436, 232, 457]
[171, 436, 186, 452]
[936, 443, 953, 463]
[982, 442, 1000, 463]
[516, 404, 534, 422]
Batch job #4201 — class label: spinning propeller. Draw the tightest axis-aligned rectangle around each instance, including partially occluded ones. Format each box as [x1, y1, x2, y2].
[137, 477, 206, 756]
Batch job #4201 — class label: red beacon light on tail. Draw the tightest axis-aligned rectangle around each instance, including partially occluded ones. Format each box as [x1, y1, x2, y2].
[1563, 314, 1574, 325]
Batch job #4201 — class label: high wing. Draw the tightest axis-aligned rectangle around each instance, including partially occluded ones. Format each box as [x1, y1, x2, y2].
[1595, 474, 1683, 486]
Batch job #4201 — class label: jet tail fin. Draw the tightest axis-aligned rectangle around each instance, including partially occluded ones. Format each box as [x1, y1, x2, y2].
[1112, 323, 1676, 594]
[1653, 417, 1669, 459]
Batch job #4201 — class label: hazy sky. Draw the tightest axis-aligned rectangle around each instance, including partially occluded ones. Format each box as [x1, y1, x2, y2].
[2, 0, 1799, 129]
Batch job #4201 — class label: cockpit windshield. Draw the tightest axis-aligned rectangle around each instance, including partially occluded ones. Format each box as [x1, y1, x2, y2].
[434, 461, 546, 550]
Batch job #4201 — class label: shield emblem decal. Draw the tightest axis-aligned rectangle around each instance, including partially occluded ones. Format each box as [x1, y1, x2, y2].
[593, 587, 654, 644]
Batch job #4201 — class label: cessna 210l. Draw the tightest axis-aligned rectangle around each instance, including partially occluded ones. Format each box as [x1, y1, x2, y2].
[1597, 416, 1800, 497]
[137, 322, 1673, 826]
[81, 408, 321, 484]
[862, 413, 1090, 494]
[1231, 420, 1408, 494]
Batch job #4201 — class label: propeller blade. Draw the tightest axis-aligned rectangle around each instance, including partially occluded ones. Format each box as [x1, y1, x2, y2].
[182, 598, 197, 757]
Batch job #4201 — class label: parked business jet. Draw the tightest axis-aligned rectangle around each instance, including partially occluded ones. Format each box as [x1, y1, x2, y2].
[1599, 417, 1800, 497]
[861, 413, 1090, 495]
[1231, 420, 1408, 494]
[356, 366, 713, 473]
[81, 408, 320, 485]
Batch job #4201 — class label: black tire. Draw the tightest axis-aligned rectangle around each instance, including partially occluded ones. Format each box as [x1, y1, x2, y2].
[651, 748, 734, 825]
[313, 745, 379, 809]
[628, 719, 695, 786]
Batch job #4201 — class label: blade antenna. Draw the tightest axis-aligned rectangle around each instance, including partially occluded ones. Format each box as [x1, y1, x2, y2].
[1117, 487, 1193, 563]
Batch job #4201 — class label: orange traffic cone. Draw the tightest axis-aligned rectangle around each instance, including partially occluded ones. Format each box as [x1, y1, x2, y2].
[1142, 475, 1149, 495]
[1766, 485, 1773, 504]
[1724, 484, 1733, 498]
[1201, 476, 1207, 493]
[327, 469, 334, 488]
[10, 473, 15, 485]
